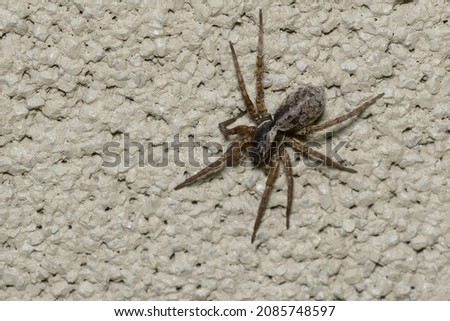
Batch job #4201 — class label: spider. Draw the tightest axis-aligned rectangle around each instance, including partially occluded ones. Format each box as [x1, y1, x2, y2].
[175, 10, 384, 243]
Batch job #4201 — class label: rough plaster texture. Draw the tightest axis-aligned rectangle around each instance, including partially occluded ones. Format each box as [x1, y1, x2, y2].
[1, 0, 450, 300]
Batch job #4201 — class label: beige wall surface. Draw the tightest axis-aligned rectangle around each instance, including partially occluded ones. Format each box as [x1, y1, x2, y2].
[1, 0, 449, 299]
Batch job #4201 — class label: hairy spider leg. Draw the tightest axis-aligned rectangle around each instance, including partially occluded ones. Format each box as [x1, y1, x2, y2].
[281, 149, 293, 229]
[252, 156, 280, 243]
[288, 138, 356, 173]
[219, 111, 255, 138]
[255, 9, 268, 119]
[296, 93, 384, 136]
[174, 140, 247, 190]
[229, 42, 260, 121]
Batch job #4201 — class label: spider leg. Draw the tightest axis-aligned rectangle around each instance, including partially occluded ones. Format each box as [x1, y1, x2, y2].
[252, 157, 280, 243]
[296, 93, 384, 136]
[255, 9, 269, 119]
[174, 140, 246, 190]
[288, 138, 356, 173]
[229, 42, 260, 121]
[219, 111, 255, 138]
[280, 149, 293, 229]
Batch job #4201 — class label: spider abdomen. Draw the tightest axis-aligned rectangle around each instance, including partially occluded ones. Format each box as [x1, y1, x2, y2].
[273, 85, 325, 132]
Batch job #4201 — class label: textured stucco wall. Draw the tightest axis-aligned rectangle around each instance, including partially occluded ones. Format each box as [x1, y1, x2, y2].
[1, 0, 450, 300]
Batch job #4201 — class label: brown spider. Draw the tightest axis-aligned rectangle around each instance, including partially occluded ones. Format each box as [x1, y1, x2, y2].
[175, 10, 384, 243]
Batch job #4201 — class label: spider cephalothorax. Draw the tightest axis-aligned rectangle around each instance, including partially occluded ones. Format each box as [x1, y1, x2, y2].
[175, 10, 384, 243]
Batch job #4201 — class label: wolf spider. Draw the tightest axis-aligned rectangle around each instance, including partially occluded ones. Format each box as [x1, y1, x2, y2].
[175, 10, 384, 243]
